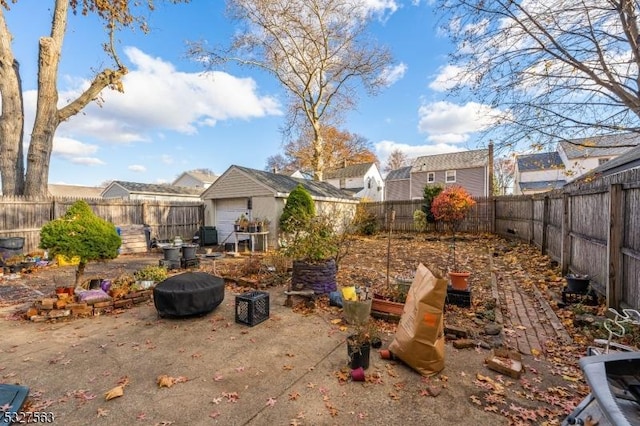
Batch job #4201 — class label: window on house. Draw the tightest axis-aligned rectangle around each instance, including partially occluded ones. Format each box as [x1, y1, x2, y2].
[598, 158, 610, 165]
[445, 170, 456, 183]
[427, 172, 435, 183]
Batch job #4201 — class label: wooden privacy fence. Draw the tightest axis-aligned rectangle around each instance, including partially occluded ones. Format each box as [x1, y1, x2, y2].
[362, 171, 640, 310]
[363, 197, 494, 234]
[0, 197, 204, 254]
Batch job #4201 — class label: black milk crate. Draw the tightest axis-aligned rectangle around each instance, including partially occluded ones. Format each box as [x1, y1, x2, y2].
[235, 291, 269, 326]
[180, 258, 200, 269]
[446, 287, 472, 308]
[562, 288, 598, 306]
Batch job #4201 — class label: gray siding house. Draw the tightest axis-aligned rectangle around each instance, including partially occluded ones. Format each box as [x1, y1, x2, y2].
[410, 149, 490, 198]
[384, 166, 411, 201]
[200, 165, 358, 248]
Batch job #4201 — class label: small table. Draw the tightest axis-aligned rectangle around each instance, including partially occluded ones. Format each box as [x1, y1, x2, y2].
[234, 231, 269, 254]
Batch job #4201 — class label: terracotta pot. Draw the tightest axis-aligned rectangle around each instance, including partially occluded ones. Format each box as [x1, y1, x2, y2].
[371, 296, 404, 316]
[449, 271, 471, 291]
[55, 287, 66, 295]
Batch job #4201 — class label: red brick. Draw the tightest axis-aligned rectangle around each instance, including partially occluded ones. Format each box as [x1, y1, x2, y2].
[93, 301, 114, 308]
[114, 299, 133, 309]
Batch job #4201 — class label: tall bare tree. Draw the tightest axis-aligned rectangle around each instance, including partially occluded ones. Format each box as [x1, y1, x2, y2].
[191, 0, 392, 181]
[434, 0, 640, 149]
[493, 156, 515, 195]
[384, 148, 408, 172]
[0, 0, 187, 197]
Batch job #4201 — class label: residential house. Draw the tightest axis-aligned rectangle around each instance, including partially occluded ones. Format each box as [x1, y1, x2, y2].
[409, 148, 491, 198]
[513, 152, 566, 195]
[200, 165, 358, 248]
[557, 133, 640, 180]
[172, 170, 218, 189]
[572, 143, 640, 183]
[101, 181, 203, 201]
[384, 166, 412, 201]
[323, 162, 384, 201]
[48, 184, 104, 199]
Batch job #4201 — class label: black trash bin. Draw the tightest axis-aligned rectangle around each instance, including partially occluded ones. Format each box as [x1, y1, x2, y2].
[199, 226, 218, 246]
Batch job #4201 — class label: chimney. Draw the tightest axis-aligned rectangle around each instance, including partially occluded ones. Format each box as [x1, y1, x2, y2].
[272, 167, 278, 174]
[488, 141, 494, 196]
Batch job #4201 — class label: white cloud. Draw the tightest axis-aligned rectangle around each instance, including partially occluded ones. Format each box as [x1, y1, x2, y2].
[360, 0, 399, 17]
[417, 101, 507, 143]
[375, 140, 464, 165]
[379, 63, 407, 86]
[429, 64, 468, 92]
[161, 154, 174, 165]
[128, 164, 147, 172]
[51, 47, 282, 144]
[52, 137, 104, 165]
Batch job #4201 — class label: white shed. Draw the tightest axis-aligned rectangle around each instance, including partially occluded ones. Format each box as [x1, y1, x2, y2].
[200, 165, 359, 248]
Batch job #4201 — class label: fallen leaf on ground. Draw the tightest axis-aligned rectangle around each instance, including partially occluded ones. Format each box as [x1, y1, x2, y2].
[96, 408, 109, 417]
[266, 397, 277, 407]
[104, 385, 124, 401]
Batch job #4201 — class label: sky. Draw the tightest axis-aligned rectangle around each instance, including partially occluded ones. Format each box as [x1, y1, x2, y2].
[5, 0, 502, 186]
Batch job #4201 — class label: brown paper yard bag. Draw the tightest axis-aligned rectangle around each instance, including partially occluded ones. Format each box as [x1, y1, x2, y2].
[388, 263, 448, 376]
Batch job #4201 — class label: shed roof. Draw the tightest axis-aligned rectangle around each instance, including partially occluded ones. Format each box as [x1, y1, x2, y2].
[48, 184, 104, 199]
[385, 166, 412, 181]
[516, 152, 565, 172]
[558, 133, 640, 159]
[219, 165, 356, 200]
[324, 163, 376, 180]
[411, 149, 489, 172]
[107, 181, 203, 196]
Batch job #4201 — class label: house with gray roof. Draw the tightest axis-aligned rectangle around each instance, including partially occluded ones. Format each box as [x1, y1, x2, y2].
[572, 143, 640, 183]
[323, 162, 384, 201]
[409, 148, 491, 198]
[172, 170, 218, 189]
[101, 181, 203, 201]
[557, 133, 640, 180]
[384, 166, 412, 201]
[200, 165, 358, 248]
[513, 152, 566, 195]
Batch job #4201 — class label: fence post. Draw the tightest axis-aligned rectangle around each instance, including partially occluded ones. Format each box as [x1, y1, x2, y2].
[607, 184, 624, 308]
[541, 196, 549, 255]
[529, 197, 534, 244]
[561, 193, 570, 275]
[491, 198, 497, 234]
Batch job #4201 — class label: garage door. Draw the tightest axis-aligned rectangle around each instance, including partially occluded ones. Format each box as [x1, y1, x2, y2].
[216, 198, 249, 245]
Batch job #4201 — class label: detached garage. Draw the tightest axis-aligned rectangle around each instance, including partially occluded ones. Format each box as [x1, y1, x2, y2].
[201, 165, 358, 249]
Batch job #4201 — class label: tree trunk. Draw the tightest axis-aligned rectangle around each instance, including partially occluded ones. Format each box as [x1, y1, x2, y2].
[0, 10, 25, 196]
[311, 120, 324, 181]
[24, 2, 68, 198]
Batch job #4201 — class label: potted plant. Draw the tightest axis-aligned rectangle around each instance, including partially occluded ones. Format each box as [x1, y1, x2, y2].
[431, 185, 476, 290]
[346, 322, 381, 370]
[40, 200, 122, 286]
[280, 185, 341, 295]
[133, 265, 168, 289]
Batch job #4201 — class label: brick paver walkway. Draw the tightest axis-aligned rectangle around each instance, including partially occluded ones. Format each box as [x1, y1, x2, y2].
[492, 267, 572, 356]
